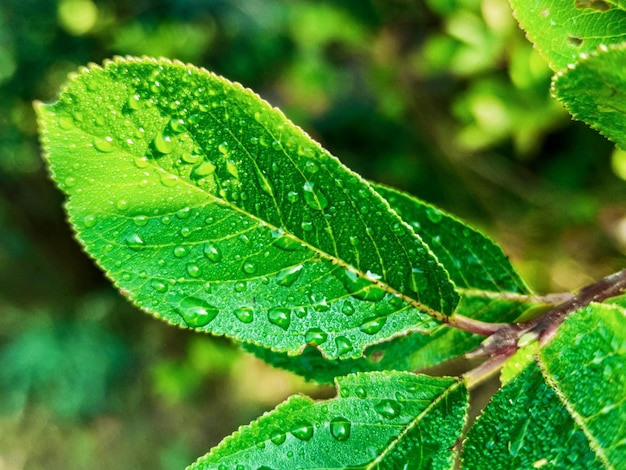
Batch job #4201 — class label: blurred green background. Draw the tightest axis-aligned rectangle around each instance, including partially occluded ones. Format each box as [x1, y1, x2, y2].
[0, 0, 624, 468]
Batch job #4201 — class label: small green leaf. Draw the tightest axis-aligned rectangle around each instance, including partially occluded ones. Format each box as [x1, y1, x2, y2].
[553, 44, 626, 150]
[36, 57, 459, 359]
[188, 371, 468, 469]
[510, 0, 626, 71]
[463, 303, 626, 469]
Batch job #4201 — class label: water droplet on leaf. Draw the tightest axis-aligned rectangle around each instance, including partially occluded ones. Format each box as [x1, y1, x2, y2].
[276, 265, 303, 287]
[426, 207, 443, 223]
[268, 307, 291, 330]
[243, 262, 256, 274]
[177, 297, 219, 327]
[305, 328, 328, 345]
[204, 243, 222, 262]
[93, 136, 114, 153]
[303, 181, 328, 210]
[270, 431, 286, 445]
[173, 246, 188, 258]
[233, 307, 254, 323]
[153, 130, 174, 154]
[187, 263, 201, 278]
[336, 336, 353, 355]
[125, 232, 145, 250]
[374, 399, 401, 419]
[291, 423, 314, 441]
[360, 316, 386, 335]
[330, 417, 351, 441]
[151, 280, 168, 293]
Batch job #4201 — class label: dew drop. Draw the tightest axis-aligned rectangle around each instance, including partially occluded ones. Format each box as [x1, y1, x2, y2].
[168, 118, 186, 134]
[116, 199, 128, 211]
[374, 399, 401, 419]
[354, 386, 367, 399]
[276, 265, 303, 287]
[176, 207, 191, 219]
[339, 269, 386, 302]
[425, 207, 443, 223]
[83, 214, 96, 227]
[64, 176, 76, 187]
[342, 302, 354, 316]
[203, 243, 222, 262]
[271, 229, 303, 251]
[192, 161, 216, 179]
[173, 246, 188, 258]
[270, 430, 286, 445]
[349, 236, 359, 246]
[182, 152, 202, 164]
[133, 215, 148, 226]
[242, 262, 256, 274]
[151, 280, 168, 293]
[127, 94, 142, 110]
[160, 173, 179, 187]
[125, 232, 145, 250]
[409, 267, 430, 293]
[187, 263, 201, 278]
[304, 160, 319, 174]
[233, 307, 254, 323]
[294, 307, 307, 318]
[291, 423, 314, 441]
[153, 130, 174, 154]
[336, 336, 353, 355]
[268, 307, 291, 330]
[93, 136, 114, 153]
[301, 221, 313, 231]
[177, 297, 219, 327]
[330, 417, 351, 441]
[179, 227, 192, 238]
[58, 116, 75, 129]
[218, 142, 229, 154]
[255, 168, 274, 196]
[234, 281, 247, 292]
[287, 191, 299, 203]
[360, 316, 386, 335]
[303, 181, 328, 210]
[305, 328, 328, 345]
[134, 157, 149, 168]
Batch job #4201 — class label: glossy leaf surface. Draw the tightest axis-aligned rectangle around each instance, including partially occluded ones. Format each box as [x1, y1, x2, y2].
[36, 57, 459, 359]
[510, 0, 626, 71]
[244, 186, 537, 382]
[189, 371, 468, 469]
[553, 44, 626, 150]
[463, 303, 626, 469]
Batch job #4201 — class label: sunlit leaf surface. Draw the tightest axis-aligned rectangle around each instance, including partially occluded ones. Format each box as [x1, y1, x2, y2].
[463, 303, 626, 469]
[553, 44, 626, 150]
[189, 371, 468, 470]
[510, 0, 626, 71]
[36, 57, 460, 359]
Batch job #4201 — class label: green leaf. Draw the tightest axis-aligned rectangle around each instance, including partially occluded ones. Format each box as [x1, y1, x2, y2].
[188, 371, 468, 469]
[242, 186, 539, 383]
[462, 303, 626, 469]
[540, 303, 626, 467]
[510, 0, 626, 72]
[372, 184, 529, 295]
[36, 57, 459, 360]
[243, 293, 537, 383]
[552, 44, 626, 150]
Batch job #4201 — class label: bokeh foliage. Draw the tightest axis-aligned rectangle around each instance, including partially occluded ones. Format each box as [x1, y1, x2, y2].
[0, 0, 624, 468]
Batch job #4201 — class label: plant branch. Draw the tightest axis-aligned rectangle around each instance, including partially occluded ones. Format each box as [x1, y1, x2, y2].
[466, 268, 626, 358]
